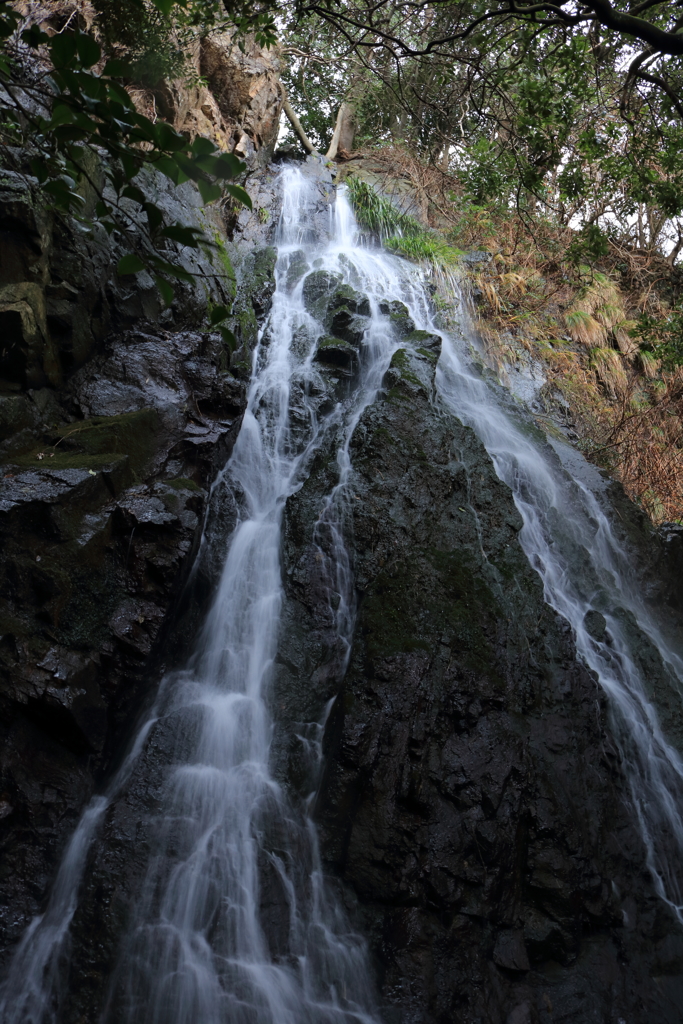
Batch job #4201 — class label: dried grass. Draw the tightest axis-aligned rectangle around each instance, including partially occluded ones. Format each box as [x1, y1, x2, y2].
[592, 369, 683, 523]
[639, 350, 661, 377]
[565, 309, 608, 347]
[614, 321, 640, 359]
[589, 347, 628, 397]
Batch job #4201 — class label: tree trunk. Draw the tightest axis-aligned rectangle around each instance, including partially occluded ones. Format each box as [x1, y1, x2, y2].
[326, 100, 357, 160]
[281, 86, 317, 154]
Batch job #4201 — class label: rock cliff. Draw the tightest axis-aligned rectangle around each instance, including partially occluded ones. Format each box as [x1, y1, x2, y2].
[273, 320, 683, 1021]
[2, 120, 683, 1024]
[0, 154, 281, 965]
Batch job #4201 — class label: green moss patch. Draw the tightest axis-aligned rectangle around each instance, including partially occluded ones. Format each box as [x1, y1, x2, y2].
[362, 548, 504, 682]
[12, 409, 160, 478]
[165, 477, 201, 492]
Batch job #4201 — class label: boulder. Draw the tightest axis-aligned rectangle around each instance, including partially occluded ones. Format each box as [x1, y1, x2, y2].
[379, 298, 416, 336]
[313, 336, 358, 370]
[0, 282, 60, 388]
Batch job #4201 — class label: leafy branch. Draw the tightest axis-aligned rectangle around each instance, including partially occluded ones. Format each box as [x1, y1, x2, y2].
[0, 2, 252, 337]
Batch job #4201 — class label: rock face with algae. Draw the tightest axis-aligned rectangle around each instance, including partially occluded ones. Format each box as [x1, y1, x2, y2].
[0, 163, 280, 960]
[272, 334, 683, 1023]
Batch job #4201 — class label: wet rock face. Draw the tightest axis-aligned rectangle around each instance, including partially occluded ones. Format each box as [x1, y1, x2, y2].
[276, 340, 683, 1023]
[0, 164, 281, 965]
[0, 166, 234, 386]
[0, 324, 251, 959]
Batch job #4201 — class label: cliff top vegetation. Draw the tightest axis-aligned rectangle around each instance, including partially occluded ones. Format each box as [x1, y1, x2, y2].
[1, 0, 682, 521]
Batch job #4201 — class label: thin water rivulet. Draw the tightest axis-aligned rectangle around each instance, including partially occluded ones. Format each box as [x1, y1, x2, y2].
[2, 161, 683, 1024]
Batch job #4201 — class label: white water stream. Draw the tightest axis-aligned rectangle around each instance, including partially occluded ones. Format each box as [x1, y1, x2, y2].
[2, 162, 683, 1024]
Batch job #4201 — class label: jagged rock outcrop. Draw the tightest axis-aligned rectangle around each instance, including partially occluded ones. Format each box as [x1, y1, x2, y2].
[274, 333, 683, 1023]
[129, 33, 283, 168]
[16, 3, 283, 168]
[0, 155, 281, 963]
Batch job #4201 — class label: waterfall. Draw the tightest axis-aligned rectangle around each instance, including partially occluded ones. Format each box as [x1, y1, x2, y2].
[435, 316, 683, 926]
[2, 161, 683, 1024]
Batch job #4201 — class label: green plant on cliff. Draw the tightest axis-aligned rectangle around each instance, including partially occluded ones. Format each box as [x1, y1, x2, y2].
[384, 233, 463, 269]
[345, 176, 421, 239]
[346, 175, 463, 274]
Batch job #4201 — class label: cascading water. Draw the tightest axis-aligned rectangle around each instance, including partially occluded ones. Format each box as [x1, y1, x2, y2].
[435, 316, 683, 926]
[0, 165, 394, 1024]
[2, 159, 683, 1024]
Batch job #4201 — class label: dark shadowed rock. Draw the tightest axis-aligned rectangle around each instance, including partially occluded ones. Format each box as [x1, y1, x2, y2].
[272, 337, 683, 1024]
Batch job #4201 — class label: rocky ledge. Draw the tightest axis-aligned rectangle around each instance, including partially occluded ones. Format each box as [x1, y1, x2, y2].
[0, 161, 284, 962]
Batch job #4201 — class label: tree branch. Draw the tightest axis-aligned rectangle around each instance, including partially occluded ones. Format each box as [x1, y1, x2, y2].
[280, 85, 318, 154]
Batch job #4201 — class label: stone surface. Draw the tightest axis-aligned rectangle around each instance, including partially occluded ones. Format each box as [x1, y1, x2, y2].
[0, 159, 278, 965]
[0, 166, 233, 387]
[2, 153, 683, 1024]
[272, 336, 683, 1023]
[0, 323, 253, 958]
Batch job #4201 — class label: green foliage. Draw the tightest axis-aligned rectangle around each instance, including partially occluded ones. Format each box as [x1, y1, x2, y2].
[384, 234, 463, 268]
[292, 0, 683, 267]
[638, 303, 683, 369]
[346, 176, 422, 238]
[567, 224, 611, 265]
[346, 175, 462, 270]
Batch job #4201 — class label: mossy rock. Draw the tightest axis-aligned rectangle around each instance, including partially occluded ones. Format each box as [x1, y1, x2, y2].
[165, 477, 201, 492]
[379, 299, 416, 336]
[361, 548, 503, 680]
[210, 233, 237, 303]
[405, 329, 442, 352]
[314, 336, 358, 370]
[302, 270, 343, 316]
[283, 249, 309, 291]
[10, 409, 160, 480]
[326, 307, 370, 346]
[327, 284, 370, 317]
[389, 348, 425, 389]
[252, 246, 277, 294]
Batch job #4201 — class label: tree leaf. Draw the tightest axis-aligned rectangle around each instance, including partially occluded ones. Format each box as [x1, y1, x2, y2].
[21, 25, 48, 48]
[76, 33, 101, 69]
[197, 178, 222, 205]
[50, 33, 78, 68]
[219, 325, 237, 352]
[50, 103, 75, 128]
[194, 153, 245, 180]
[102, 58, 132, 78]
[173, 152, 201, 182]
[154, 276, 175, 306]
[147, 255, 195, 282]
[161, 224, 203, 247]
[153, 155, 181, 183]
[210, 305, 231, 325]
[151, 120, 186, 153]
[30, 157, 48, 183]
[122, 184, 147, 204]
[191, 136, 215, 157]
[119, 152, 140, 181]
[223, 183, 252, 209]
[117, 253, 146, 275]
[144, 202, 164, 230]
[149, 0, 176, 14]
